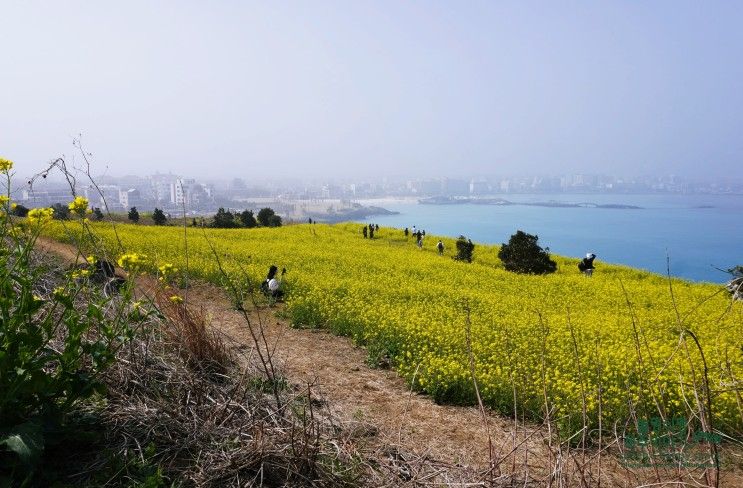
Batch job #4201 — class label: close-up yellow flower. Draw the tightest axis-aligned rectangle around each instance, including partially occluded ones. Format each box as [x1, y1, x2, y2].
[68, 196, 89, 216]
[117, 252, 149, 271]
[0, 195, 9, 205]
[0, 157, 13, 172]
[158, 263, 178, 281]
[168, 295, 184, 304]
[27, 207, 54, 226]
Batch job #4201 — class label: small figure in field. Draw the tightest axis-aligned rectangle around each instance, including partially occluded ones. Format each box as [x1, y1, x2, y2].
[412, 225, 417, 235]
[404, 227, 409, 237]
[308, 217, 313, 224]
[375, 224, 379, 231]
[369, 225, 375, 239]
[422, 230, 426, 237]
[437, 240, 444, 255]
[260, 265, 286, 300]
[362, 226, 368, 238]
[578, 253, 596, 277]
[416, 232, 423, 249]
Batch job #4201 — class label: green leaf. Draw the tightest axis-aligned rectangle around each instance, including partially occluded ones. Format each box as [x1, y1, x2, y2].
[0, 421, 44, 467]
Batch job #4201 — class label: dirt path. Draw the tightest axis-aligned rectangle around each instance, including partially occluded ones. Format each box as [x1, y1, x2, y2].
[35, 237, 743, 487]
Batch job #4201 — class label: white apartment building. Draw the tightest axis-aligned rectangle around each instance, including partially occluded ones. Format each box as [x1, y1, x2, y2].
[119, 188, 142, 208]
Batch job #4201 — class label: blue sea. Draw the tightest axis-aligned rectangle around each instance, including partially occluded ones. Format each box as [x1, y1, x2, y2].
[360, 194, 743, 283]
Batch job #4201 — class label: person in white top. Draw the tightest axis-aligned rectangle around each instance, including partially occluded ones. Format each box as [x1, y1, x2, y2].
[261, 265, 285, 300]
[268, 277, 280, 294]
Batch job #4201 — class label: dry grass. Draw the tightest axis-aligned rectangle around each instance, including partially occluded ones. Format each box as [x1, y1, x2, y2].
[64, 293, 489, 486]
[155, 289, 233, 376]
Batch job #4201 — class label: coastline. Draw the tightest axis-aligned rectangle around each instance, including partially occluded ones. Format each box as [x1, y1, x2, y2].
[340, 194, 743, 283]
[418, 196, 643, 209]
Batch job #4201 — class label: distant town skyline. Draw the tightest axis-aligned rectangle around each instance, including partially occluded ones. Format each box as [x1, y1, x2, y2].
[15, 169, 741, 213]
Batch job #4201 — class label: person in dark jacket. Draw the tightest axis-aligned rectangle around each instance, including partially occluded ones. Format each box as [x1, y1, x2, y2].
[578, 253, 596, 277]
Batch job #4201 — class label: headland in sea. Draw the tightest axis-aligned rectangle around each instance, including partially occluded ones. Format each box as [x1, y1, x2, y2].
[355, 193, 743, 283]
[419, 195, 642, 209]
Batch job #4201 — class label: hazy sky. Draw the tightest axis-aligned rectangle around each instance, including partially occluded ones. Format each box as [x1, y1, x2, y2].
[2, 1, 742, 180]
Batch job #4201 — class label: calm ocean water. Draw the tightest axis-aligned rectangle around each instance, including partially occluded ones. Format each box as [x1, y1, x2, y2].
[359, 194, 743, 283]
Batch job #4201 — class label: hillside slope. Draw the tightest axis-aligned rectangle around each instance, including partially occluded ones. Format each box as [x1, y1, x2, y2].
[43, 222, 743, 439]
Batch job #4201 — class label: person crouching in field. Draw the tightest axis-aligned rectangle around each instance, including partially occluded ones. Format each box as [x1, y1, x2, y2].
[578, 253, 596, 277]
[260, 265, 285, 300]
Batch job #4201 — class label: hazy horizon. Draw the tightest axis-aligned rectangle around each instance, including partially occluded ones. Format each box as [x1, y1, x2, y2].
[3, 1, 742, 180]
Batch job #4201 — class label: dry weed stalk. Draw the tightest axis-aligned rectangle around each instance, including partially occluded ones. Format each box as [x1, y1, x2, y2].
[155, 289, 233, 375]
[462, 300, 497, 485]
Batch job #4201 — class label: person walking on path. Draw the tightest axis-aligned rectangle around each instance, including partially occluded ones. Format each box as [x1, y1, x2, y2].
[437, 240, 444, 255]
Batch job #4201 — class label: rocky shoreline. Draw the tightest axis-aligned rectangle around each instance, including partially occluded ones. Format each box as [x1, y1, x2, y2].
[306, 205, 399, 223]
[418, 196, 643, 209]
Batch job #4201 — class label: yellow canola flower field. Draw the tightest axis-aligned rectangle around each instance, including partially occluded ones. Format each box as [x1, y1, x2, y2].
[44, 221, 743, 434]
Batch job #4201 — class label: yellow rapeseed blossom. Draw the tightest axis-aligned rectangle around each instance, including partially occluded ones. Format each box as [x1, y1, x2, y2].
[0, 157, 13, 172]
[86, 255, 96, 264]
[117, 252, 149, 272]
[157, 263, 178, 282]
[27, 207, 54, 226]
[71, 269, 90, 279]
[169, 295, 183, 304]
[68, 196, 89, 216]
[0, 195, 9, 205]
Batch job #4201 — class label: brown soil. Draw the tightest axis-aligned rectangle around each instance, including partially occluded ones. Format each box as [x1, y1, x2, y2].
[35, 236, 743, 487]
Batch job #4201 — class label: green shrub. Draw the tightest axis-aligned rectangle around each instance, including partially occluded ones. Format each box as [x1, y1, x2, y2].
[453, 235, 475, 263]
[211, 207, 239, 228]
[498, 230, 557, 274]
[240, 210, 257, 228]
[128, 206, 140, 223]
[152, 207, 167, 225]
